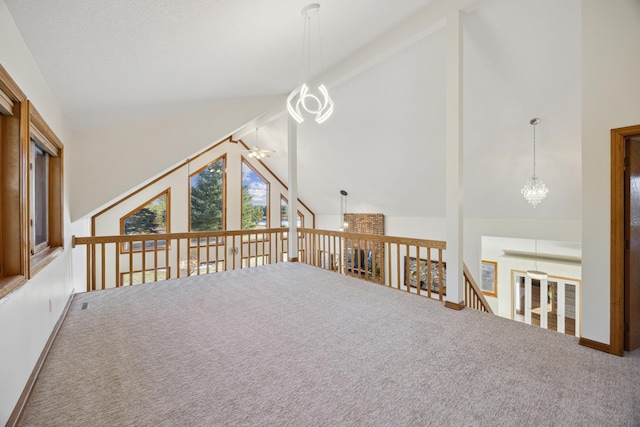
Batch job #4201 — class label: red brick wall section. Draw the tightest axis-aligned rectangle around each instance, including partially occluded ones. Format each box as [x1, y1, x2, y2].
[343, 213, 384, 282]
[344, 213, 384, 235]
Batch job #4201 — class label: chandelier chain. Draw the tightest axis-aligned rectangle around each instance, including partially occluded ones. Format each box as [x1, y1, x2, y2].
[532, 120, 536, 177]
[521, 118, 548, 207]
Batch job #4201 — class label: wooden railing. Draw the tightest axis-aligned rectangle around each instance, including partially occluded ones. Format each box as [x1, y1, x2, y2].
[72, 228, 295, 292]
[72, 227, 493, 314]
[463, 263, 494, 314]
[298, 228, 493, 312]
[298, 228, 447, 300]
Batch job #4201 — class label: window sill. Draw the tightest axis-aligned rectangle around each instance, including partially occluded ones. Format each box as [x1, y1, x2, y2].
[0, 275, 28, 300]
[30, 246, 64, 278]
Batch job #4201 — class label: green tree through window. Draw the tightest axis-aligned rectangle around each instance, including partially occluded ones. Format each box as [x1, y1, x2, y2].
[121, 191, 169, 251]
[190, 158, 224, 231]
[124, 207, 158, 234]
[242, 161, 268, 230]
[280, 196, 303, 227]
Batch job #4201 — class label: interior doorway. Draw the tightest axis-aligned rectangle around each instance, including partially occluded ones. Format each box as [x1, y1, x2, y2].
[610, 124, 640, 355]
[624, 136, 640, 351]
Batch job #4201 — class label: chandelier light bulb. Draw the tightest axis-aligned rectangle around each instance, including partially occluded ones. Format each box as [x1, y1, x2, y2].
[521, 175, 549, 207]
[527, 269, 548, 280]
[287, 4, 334, 124]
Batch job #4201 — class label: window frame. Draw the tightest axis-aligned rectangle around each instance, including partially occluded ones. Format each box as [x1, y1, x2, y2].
[189, 154, 226, 235]
[0, 64, 64, 294]
[241, 158, 270, 231]
[119, 189, 171, 253]
[28, 102, 64, 278]
[280, 194, 304, 228]
[30, 138, 50, 255]
[0, 66, 28, 298]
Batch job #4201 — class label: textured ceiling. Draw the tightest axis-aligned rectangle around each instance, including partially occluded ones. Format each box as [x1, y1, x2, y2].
[4, 0, 435, 129]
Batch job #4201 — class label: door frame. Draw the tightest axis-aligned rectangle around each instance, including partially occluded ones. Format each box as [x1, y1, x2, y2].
[610, 124, 640, 356]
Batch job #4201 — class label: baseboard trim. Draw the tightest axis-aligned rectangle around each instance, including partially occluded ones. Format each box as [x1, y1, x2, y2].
[444, 300, 465, 311]
[7, 291, 76, 427]
[579, 337, 616, 356]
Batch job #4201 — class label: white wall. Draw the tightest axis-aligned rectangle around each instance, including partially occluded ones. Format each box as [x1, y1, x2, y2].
[581, 0, 640, 344]
[71, 96, 284, 222]
[0, 1, 84, 423]
[316, 215, 446, 240]
[464, 219, 581, 286]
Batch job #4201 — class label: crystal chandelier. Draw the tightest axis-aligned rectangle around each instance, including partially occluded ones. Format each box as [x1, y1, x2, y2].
[521, 118, 548, 207]
[287, 4, 334, 124]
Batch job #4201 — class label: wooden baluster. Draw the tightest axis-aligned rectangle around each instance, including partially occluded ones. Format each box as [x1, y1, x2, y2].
[176, 237, 181, 278]
[426, 255, 432, 299]
[438, 249, 444, 301]
[115, 243, 120, 288]
[86, 244, 92, 292]
[404, 244, 410, 292]
[153, 239, 158, 282]
[415, 245, 421, 296]
[395, 244, 401, 289]
[166, 238, 170, 279]
[141, 238, 146, 283]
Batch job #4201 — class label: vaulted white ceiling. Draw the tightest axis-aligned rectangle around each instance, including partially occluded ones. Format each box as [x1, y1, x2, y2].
[4, 0, 581, 222]
[5, 0, 435, 129]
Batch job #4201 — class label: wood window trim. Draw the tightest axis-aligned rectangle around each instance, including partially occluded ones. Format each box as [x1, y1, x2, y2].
[0, 275, 28, 300]
[0, 65, 64, 293]
[280, 194, 305, 228]
[0, 65, 27, 296]
[189, 155, 227, 233]
[240, 157, 270, 231]
[28, 101, 64, 278]
[0, 64, 27, 105]
[238, 137, 315, 227]
[481, 260, 498, 298]
[119, 189, 171, 253]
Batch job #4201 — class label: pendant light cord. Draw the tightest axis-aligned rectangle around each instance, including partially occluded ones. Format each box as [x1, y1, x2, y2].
[532, 121, 537, 177]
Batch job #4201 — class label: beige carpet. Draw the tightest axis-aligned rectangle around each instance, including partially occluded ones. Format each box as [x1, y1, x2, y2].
[18, 263, 640, 426]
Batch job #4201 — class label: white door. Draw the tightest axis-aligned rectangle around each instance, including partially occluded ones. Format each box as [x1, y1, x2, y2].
[513, 272, 580, 337]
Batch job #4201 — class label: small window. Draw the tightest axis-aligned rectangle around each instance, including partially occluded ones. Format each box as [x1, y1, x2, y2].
[280, 195, 303, 228]
[28, 103, 64, 277]
[31, 142, 49, 254]
[120, 190, 170, 252]
[242, 160, 269, 230]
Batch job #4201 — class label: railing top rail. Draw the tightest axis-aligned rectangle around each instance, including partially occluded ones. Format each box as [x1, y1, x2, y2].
[298, 228, 446, 249]
[73, 228, 289, 246]
[72, 228, 446, 249]
[462, 262, 494, 314]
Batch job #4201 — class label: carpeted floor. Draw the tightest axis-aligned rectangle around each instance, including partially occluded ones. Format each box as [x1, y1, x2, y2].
[17, 263, 640, 426]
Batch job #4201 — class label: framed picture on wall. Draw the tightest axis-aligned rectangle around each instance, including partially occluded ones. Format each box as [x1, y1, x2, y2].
[481, 260, 497, 297]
